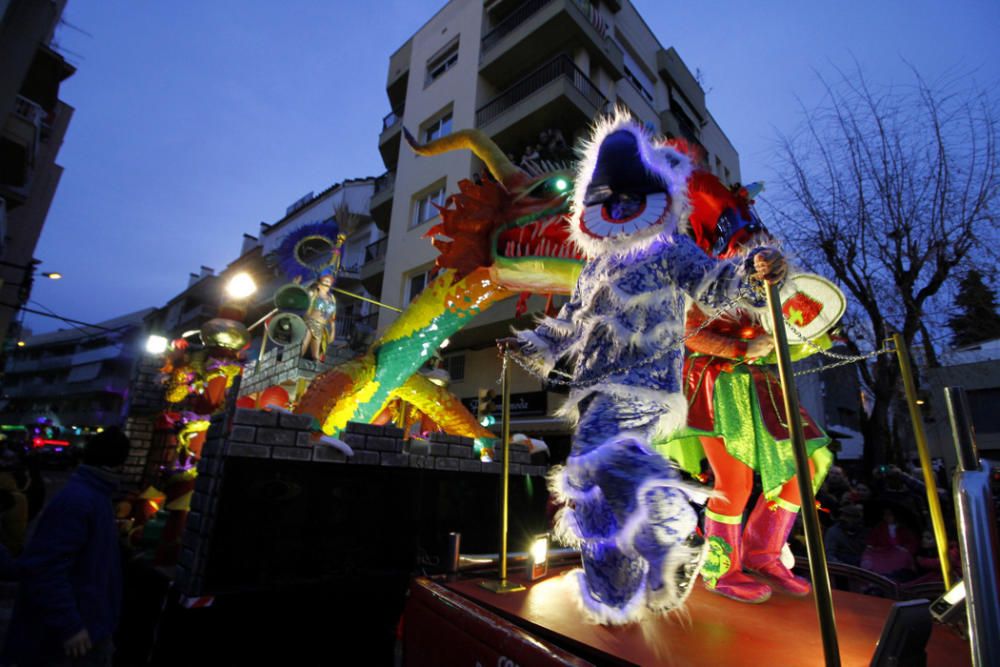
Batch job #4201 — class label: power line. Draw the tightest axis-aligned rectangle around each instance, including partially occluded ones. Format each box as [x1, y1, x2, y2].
[29, 300, 93, 337]
[1, 303, 125, 334]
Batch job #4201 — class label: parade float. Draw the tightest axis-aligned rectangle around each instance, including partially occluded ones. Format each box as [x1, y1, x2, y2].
[129, 115, 991, 666]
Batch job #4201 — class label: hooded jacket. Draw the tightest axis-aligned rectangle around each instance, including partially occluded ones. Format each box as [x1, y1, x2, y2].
[3, 465, 122, 662]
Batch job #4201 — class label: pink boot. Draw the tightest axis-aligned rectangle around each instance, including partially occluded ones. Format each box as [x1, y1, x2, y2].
[701, 514, 771, 603]
[742, 499, 811, 596]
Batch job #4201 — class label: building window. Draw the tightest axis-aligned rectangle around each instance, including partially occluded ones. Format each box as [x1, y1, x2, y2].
[426, 40, 459, 85]
[623, 64, 654, 104]
[443, 353, 465, 382]
[406, 269, 434, 304]
[411, 184, 446, 229]
[423, 112, 453, 143]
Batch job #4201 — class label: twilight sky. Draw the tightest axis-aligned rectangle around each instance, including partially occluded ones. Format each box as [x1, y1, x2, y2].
[25, 0, 1000, 333]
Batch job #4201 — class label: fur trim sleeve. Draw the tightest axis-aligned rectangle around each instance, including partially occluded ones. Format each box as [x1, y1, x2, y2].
[657, 235, 768, 314]
[513, 328, 560, 375]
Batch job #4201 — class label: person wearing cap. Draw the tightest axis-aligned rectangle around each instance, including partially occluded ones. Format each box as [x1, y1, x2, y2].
[2, 428, 130, 666]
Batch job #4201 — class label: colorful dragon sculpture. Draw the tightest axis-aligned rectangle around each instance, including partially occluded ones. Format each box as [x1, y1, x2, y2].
[294, 129, 585, 442]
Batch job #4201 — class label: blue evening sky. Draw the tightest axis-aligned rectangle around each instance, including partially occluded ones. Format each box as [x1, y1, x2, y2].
[25, 1, 1000, 333]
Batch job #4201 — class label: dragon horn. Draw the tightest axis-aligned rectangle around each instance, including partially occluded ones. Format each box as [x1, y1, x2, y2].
[404, 127, 521, 186]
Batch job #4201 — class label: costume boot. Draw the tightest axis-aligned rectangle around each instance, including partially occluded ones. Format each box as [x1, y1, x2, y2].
[701, 511, 771, 603]
[742, 499, 811, 596]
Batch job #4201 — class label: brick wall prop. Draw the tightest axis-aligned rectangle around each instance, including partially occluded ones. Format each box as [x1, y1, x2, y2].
[174, 409, 548, 597]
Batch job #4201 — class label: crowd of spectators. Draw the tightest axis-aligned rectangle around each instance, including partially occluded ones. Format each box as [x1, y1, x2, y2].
[809, 461, 962, 592]
[507, 128, 573, 171]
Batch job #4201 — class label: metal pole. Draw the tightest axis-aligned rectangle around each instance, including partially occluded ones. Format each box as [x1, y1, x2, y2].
[246, 308, 279, 333]
[479, 350, 524, 593]
[766, 282, 840, 667]
[331, 286, 402, 313]
[447, 532, 461, 575]
[257, 331, 268, 363]
[893, 332, 952, 588]
[500, 350, 512, 582]
[944, 387, 1000, 667]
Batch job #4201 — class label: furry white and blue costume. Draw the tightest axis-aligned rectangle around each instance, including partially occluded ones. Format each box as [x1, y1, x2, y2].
[514, 113, 771, 623]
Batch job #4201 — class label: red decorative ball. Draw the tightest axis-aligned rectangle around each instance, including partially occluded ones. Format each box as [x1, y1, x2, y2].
[258, 385, 290, 410]
[236, 396, 256, 409]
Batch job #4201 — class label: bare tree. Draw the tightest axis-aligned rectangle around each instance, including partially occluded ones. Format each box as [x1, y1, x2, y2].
[767, 65, 1000, 470]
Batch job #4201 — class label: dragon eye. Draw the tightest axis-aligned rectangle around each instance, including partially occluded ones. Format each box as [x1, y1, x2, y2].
[603, 193, 645, 221]
[581, 192, 670, 240]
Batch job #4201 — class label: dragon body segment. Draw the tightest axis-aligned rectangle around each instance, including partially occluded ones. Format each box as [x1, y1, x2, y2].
[295, 130, 583, 439]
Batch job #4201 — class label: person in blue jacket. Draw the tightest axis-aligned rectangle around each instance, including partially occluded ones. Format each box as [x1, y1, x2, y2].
[2, 427, 130, 666]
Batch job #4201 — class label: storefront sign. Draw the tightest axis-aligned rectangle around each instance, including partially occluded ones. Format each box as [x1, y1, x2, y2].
[462, 391, 547, 417]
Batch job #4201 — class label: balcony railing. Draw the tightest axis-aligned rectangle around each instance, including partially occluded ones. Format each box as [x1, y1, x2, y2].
[482, 0, 553, 53]
[382, 108, 404, 132]
[476, 53, 607, 127]
[334, 311, 379, 340]
[364, 237, 388, 264]
[13, 96, 43, 127]
[338, 263, 361, 280]
[670, 102, 701, 145]
[373, 171, 395, 196]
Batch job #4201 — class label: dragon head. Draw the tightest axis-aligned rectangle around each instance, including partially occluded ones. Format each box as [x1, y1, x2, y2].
[404, 128, 583, 295]
[569, 111, 693, 259]
[687, 171, 768, 259]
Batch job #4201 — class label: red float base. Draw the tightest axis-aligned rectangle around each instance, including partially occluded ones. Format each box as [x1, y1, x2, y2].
[403, 568, 970, 666]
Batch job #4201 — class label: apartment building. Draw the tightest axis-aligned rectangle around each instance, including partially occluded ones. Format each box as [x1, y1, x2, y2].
[368, 0, 742, 444]
[922, 339, 1000, 466]
[0, 308, 151, 429]
[142, 177, 379, 349]
[0, 0, 76, 343]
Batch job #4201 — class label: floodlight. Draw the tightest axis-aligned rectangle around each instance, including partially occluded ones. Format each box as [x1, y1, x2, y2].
[145, 335, 169, 355]
[226, 272, 257, 299]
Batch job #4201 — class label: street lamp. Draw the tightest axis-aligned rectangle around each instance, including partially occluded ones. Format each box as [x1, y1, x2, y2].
[41, 272, 61, 280]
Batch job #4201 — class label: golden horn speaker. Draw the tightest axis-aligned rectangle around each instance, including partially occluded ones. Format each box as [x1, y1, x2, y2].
[273, 283, 311, 314]
[200, 318, 250, 351]
[265, 313, 307, 347]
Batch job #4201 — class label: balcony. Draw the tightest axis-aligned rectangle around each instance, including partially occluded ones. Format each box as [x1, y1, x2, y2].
[370, 171, 395, 232]
[476, 53, 607, 150]
[3, 375, 128, 400]
[659, 108, 702, 150]
[656, 47, 706, 124]
[334, 311, 379, 347]
[337, 262, 361, 286]
[386, 38, 411, 110]
[379, 108, 404, 170]
[0, 96, 45, 202]
[480, 0, 623, 88]
[360, 237, 388, 295]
